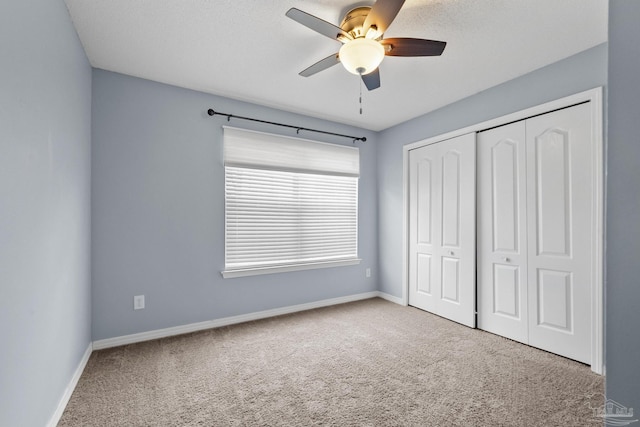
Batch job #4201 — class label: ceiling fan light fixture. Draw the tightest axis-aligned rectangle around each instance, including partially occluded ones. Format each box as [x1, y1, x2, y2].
[339, 38, 385, 75]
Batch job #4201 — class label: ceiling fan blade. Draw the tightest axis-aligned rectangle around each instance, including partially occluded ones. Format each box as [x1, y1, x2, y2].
[286, 8, 352, 41]
[380, 38, 447, 56]
[299, 53, 340, 77]
[362, 0, 406, 36]
[362, 68, 381, 91]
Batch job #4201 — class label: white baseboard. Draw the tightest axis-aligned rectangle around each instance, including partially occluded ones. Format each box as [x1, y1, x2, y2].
[376, 291, 405, 305]
[93, 291, 380, 350]
[47, 342, 92, 427]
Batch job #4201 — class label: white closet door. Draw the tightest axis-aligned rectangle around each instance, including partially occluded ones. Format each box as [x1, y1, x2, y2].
[409, 133, 476, 327]
[409, 143, 439, 314]
[526, 103, 592, 364]
[477, 121, 529, 343]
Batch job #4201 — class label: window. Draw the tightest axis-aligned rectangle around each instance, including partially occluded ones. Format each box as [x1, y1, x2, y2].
[222, 127, 360, 278]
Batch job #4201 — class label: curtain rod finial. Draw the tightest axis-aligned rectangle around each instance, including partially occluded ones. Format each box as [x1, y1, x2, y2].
[207, 109, 215, 116]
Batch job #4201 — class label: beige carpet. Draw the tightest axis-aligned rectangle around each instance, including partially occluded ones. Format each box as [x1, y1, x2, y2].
[59, 298, 603, 426]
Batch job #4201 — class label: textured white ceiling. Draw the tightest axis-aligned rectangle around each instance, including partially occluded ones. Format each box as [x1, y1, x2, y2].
[63, 0, 608, 131]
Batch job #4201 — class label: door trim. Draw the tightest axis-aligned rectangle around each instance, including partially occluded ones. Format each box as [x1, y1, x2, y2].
[402, 87, 604, 374]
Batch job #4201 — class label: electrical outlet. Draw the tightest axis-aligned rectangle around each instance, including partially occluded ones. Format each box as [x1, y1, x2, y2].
[134, 295, 145, 310]
[366, 268, 371, 278]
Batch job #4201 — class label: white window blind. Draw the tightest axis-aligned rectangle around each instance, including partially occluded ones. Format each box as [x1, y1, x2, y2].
[223, 127, 360, 277]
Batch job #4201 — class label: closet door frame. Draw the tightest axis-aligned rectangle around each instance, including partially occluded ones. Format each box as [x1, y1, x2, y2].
[402, 87, 604, 374]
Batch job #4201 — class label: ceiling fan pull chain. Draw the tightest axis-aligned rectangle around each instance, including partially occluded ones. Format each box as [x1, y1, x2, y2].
[359, 75, 363, 115]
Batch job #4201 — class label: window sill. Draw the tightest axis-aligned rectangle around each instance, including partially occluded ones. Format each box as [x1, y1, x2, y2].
[221, 258, 361, 279]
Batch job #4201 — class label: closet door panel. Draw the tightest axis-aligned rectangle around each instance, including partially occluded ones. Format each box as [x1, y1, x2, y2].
[409, 152, 439, 312]
[534, 129, 571, 256]
[436, 137, 476, 327]
[441, 150, 461, 248]
[409, 133, 476, 328]
[477, 121, 529, 343]
[441, 257, 460, 303]
[536, 269, 573, 332]
[416, 253, 432, 295]
[492, 141, 520, 252]
[441, 149, 462, 304]
[416, 159, 433, 245]
[526, 102, 592, 364]
[493, 264, 520, 318]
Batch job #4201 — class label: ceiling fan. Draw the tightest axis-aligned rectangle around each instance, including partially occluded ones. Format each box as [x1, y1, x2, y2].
[286, 0, 447, 91]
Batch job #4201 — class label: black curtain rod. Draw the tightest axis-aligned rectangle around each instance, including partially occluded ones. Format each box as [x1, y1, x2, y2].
[207, 109, 366, 143]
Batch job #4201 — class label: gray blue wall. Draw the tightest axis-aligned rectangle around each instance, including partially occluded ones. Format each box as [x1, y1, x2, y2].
[0, 1, 92, 426]
[376, 43, 608, 299]
[606, 0, 640, 412]
[91, 69, 378, 340]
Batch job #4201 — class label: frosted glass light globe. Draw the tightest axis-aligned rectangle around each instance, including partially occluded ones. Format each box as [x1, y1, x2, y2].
[339, 38, 385, 75]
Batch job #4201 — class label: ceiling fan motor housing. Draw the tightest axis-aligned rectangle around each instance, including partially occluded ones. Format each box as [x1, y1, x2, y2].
[339, 7, 375, 40]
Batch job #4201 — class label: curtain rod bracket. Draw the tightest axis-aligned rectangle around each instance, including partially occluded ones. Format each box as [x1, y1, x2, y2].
[207, 108, 366, 143]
